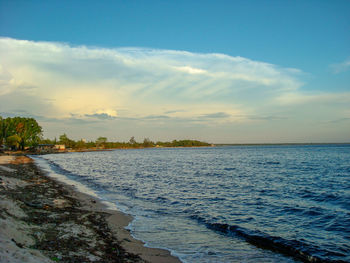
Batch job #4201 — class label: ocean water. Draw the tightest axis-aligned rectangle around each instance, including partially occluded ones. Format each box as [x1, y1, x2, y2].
[33, 145, 350, 262]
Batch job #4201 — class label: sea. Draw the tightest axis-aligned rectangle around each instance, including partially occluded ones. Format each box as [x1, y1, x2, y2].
[32, 145, 350, 263]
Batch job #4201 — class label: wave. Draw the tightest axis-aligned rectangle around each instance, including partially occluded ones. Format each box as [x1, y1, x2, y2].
[34, 156, 108, 192]
[190, 215, 348, 263]
[258, 161, 281, 165]
[33, 147, 350, 263]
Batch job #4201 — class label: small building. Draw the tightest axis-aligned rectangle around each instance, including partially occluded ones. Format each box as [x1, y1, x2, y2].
[54, 145, 65, 151]
[36, 144, 66, 152]
[36, 144, 55, 151]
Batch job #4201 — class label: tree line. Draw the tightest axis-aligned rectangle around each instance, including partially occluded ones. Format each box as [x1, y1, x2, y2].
[41, 134, 211, 149]
[1, 116, 210, 151]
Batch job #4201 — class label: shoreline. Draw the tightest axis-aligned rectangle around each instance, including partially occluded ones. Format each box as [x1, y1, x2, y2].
[3, 142, 348, 157]
[0, 155, 181, 263]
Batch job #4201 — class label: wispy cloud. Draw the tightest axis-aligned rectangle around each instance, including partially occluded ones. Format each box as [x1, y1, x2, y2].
[330, 58, 350, 73]
[329, 117, 350, 123]
[0, 37, 348, 142]
[85, 113, 117, 120]
[276, 91, 350, 105]
[200, 112, 231, 119]
[0, 37, 302, 120]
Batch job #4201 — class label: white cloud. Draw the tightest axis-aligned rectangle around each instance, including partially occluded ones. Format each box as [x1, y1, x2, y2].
[174, 66, 207, 75]
[0, 37, 303, 119]
[0, 64, 15, 95]
[0, 37, 348, 142]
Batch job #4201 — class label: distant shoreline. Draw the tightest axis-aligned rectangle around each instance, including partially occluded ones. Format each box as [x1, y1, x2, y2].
[215, 142, 350, 146]
[3, 145, 215, 155]
[2, 143, 349, 156]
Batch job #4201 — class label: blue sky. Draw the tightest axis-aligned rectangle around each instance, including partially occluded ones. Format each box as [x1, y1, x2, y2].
[0, 0, 349, 143]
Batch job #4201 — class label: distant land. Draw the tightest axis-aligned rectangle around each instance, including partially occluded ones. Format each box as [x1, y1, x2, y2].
[216, 142, 350, 146]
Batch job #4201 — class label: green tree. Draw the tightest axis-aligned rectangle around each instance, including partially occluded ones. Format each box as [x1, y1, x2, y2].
[59, 133, 69, 144]
[0, 116, 4, 146]
[75, 139, 86, 149]
[129, 136, 136, 145]
[1, 117, 42, 150]
[40, 138, 55, 145]
[16, 117, 43, 150]
[6, 134, 21, 149]
[142, 138, 154, 147]
[2, 117, 16, 142]
[59, 133, 75, 148]
[96, 137, 107, 148]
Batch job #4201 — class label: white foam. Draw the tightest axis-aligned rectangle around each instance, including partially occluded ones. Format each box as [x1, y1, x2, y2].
[32, 156, 122, 214]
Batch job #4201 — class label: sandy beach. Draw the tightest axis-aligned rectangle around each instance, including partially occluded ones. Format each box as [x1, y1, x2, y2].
[0, 155, 181, 263]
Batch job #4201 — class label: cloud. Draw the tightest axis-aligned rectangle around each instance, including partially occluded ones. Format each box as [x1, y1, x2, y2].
[142, 115, 171, 120]
[174, 66, 207, 75]
[329, 117, 350, 123]
[164, 109, 187, 114]
[0, 37, 348, 142]
[330, 58, 350, 73]
[0, 37, 302, 120]
[85, 113, 117, 120]
[237, 115, 286, 121]
[200, 112, 231, 119]
[276, 91, 350, 105]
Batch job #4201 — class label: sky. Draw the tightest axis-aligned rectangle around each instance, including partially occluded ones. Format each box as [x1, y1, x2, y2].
[0, 0, 349, 143]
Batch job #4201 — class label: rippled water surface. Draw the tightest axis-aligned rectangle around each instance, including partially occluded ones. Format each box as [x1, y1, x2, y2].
[35, 145, 350, 262]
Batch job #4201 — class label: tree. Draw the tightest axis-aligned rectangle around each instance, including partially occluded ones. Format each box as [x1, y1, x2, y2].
[0, 116, 4, 146]
[96, 137, 107, 148]
[143, 138, 154, 147]
[6, 135, 21, 150]
[129, 136, 136, 145]
[59, 134, 69, 144]
[2, 117, 16, 144]
[75, 139, 86, 149]
[59, 133, 75, 148]
[1, 117, 42, 150]
[40, 138, 55, 145]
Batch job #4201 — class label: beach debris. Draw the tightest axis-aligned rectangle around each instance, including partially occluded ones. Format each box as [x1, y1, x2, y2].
[24, 201, 45, 209]
[0, 175, 29, 189]
[11, 238, 24, 248]
[52, 199, 71, 209]
[0, 158, 146, 263]
[0, 165, 16, 172]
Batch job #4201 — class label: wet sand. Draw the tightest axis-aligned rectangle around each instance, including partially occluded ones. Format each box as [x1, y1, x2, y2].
[0, 155, 181, 263]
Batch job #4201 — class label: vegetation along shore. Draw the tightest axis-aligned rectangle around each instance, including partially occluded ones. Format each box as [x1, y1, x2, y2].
[0, 116, 211, 154]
